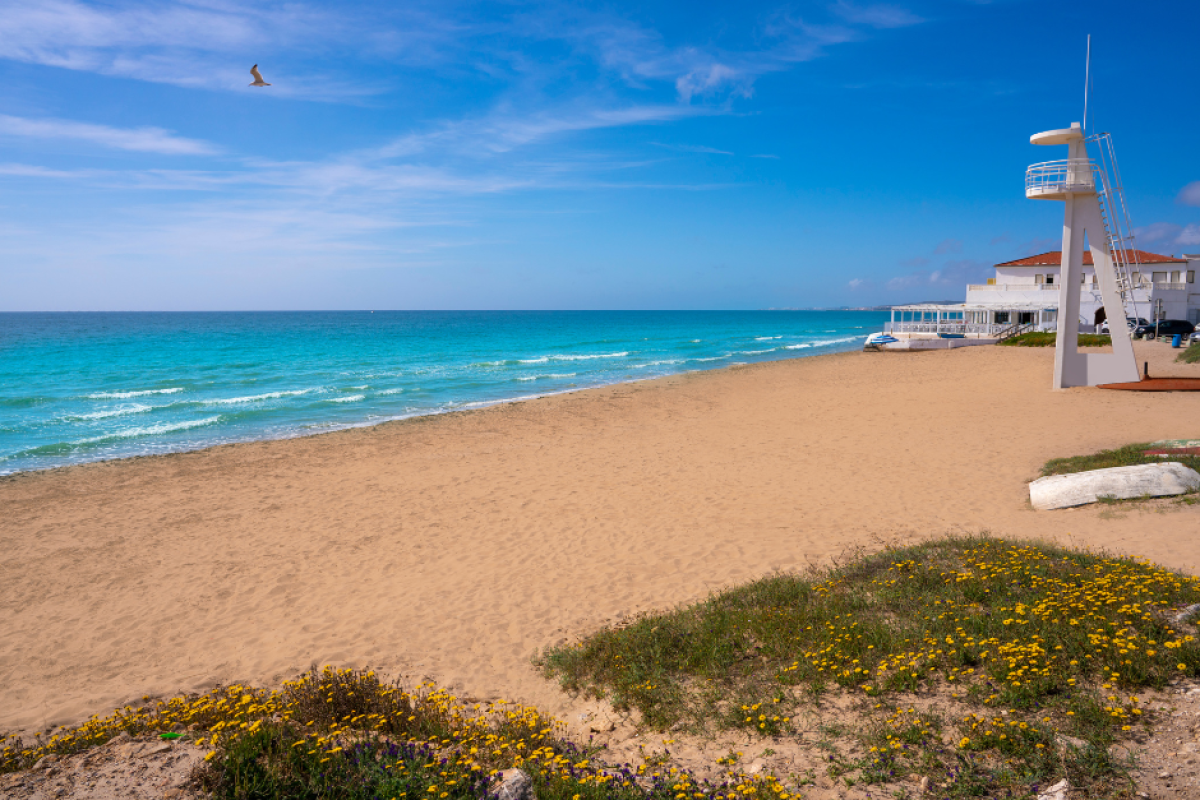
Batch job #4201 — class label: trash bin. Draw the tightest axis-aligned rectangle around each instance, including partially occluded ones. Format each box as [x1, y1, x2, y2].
[1173, 334, 1183, 348]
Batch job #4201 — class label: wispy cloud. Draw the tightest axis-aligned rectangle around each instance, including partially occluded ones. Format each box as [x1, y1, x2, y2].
[933, 238, 962, 255]
[887, 259, 989, 292]
[0, 0, 387, 100]
[653, 142, 734, 155]
[1178, 181, 1200, 207]
[832, 2, 923, 29]
[0, 114, 217, 155]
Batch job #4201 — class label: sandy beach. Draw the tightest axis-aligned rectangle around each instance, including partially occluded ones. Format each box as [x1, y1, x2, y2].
[3, 343, 1199, 735]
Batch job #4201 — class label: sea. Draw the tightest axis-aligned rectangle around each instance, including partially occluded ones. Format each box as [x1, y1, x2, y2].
[0, 310, 888, 476]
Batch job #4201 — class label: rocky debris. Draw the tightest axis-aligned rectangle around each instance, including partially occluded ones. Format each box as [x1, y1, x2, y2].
[1029, 463, 1200, 510]
[0, 734, 208, 800]
[494, 768, 532, 800]
[1036, 778, 1069, 800]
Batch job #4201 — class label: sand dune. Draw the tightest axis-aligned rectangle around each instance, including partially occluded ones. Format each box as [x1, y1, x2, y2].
[2, 343, 1199, 734]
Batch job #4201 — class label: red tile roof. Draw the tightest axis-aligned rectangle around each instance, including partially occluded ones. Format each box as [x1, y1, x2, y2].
[996, 250, 1186, 267]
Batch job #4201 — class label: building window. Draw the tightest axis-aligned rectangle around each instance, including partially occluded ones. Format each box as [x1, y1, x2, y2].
[1046, 274, 1055, 285]
[1171, 271, 1182, 283]
[1153, 271, 1167, 284]
[994, 311, 1010, 324]
[1034, 274, 1045, 285]
[1189, 270, 1196, 284]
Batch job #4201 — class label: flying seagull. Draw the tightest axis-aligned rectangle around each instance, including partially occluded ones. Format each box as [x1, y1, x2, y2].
[249, 64, 271, 87]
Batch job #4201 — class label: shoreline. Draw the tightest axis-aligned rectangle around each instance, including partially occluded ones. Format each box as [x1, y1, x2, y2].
[1, 338, 872, 480]
[3, 343, 1199, 736]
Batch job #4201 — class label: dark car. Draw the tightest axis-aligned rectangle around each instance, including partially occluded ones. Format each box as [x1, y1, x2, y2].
[1134, 320, 1195, 339]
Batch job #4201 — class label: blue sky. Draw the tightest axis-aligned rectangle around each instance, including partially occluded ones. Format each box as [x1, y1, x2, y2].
[2, 0, 1199, 311]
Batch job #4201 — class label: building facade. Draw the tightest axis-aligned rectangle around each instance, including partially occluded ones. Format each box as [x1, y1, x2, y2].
[886, 250, 1200, 340]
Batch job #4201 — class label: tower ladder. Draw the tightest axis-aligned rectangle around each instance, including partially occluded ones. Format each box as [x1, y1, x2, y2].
[1089, 132, 1144, 325]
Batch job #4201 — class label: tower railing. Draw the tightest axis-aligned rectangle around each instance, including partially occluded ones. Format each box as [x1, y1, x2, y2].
[1025, 158, 1098, 198]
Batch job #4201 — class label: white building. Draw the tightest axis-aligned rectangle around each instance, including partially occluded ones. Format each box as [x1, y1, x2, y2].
[886, 249, 1200, 340]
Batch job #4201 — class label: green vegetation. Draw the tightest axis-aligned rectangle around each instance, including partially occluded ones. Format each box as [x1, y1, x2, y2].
[3, 668, 794, 800]
[544, 535, 1200, 798]
[1177, 342, 1200, 364]
[999, 332, 1111, 347]
[1041, 442, 1200, 477]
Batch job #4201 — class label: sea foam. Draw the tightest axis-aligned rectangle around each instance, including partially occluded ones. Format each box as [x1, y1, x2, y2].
[87, 388, 184, 399]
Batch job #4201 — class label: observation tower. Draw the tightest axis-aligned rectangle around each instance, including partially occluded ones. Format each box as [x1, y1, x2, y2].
[1026, 122, 1140, 388]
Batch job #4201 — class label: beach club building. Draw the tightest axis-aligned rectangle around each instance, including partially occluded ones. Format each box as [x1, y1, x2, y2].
[885, 250, 1200, 340]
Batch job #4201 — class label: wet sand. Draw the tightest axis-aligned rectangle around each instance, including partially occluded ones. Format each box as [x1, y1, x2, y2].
[2, 342, 1198, 733]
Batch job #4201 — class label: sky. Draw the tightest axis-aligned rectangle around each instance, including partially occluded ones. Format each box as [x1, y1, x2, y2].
[2, 0, 1199, 311]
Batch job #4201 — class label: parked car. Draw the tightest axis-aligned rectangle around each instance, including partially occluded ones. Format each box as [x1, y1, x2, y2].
[1133, 320, 1196, 340]
[1098, 317, 1150, 334]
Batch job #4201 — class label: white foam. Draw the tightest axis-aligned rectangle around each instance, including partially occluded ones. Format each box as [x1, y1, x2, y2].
[786, 336, 860, 350]
[695, 354, 732, 362]
[87, 388, 183, 399]
[517, 373, 576, 381]
[377, 388, 405, 395]
[549, 351, 629, 361]
[78, 415, 221, 443]
[328, 394, 365, 403]
[754, 336, 783, 341]
[739, 348, 776, 355]
[205, 389, 315, 405]
[634, 359, 684, 368]
[68, 403, 152, 421]
[348, 385, 368, 390]
[518, 357, 549, 364]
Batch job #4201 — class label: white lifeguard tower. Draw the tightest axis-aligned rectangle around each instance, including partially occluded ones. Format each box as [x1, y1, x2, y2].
[1025, 123, 1141, 388]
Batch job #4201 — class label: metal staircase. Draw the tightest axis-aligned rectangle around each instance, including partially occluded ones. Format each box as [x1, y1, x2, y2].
[1089, 133, 1144, 324]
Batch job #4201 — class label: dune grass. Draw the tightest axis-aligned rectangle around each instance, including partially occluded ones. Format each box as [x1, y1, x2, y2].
[1178, 342, 1200, 364]
[998, 332, 1111, 347]
[1040, 442, 1200, 477]
[542, 535, 1200, 798]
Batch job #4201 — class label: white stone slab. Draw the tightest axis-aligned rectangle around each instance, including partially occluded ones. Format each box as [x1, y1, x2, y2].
[1030, 463, 1200, 510]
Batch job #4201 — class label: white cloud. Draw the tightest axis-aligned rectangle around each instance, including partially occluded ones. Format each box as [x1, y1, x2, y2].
[848, 277, 866, 289]
[0, 114, 217, 155]
[1178, 181, 1200, 207]
[832, 2, 923, 29]
[1135, 221, 1183, 244]
[1179, 224, 1200, 246]
[933, 238, 962, 255]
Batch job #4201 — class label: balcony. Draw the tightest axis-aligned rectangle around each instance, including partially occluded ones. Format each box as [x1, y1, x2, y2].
[1025, 159, 1100, 200]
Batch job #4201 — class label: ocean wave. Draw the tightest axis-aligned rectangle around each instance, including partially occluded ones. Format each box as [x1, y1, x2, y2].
[786, 335, 860, 349]
[518, 357, 549, 364]
[549, 351, 629, 361]
[376, 388, 405, 395]
[694, 354, 732, 362]
[204, 389, 316, 405]
[65, 403, 152, 421]
[327, 394, 365, 403]
[77, 415, 222, 444]
[517, 373, 576, 381]
[754, 336, 782, 341]
[87, 387, 184, 399]
[634, 359, 684, 368]
[739, 348, 776, 355]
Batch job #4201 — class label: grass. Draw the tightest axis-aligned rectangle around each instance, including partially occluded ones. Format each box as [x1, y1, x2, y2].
[542, 535, 1200, 798]
[999, 332, 1112, 347]
[1177, 342, 1200, 364]
[1, 667, 795, 800]
[1040, 442, 1200, 477]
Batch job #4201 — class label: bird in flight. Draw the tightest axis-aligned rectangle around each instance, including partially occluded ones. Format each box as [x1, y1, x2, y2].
[249, 65, 271, 87]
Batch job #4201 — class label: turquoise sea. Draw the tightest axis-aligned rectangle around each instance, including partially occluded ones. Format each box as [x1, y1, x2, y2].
[0, 311, 887, 475]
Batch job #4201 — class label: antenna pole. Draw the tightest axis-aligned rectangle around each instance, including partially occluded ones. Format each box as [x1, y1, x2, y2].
[1083, 34, 1091, 133]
